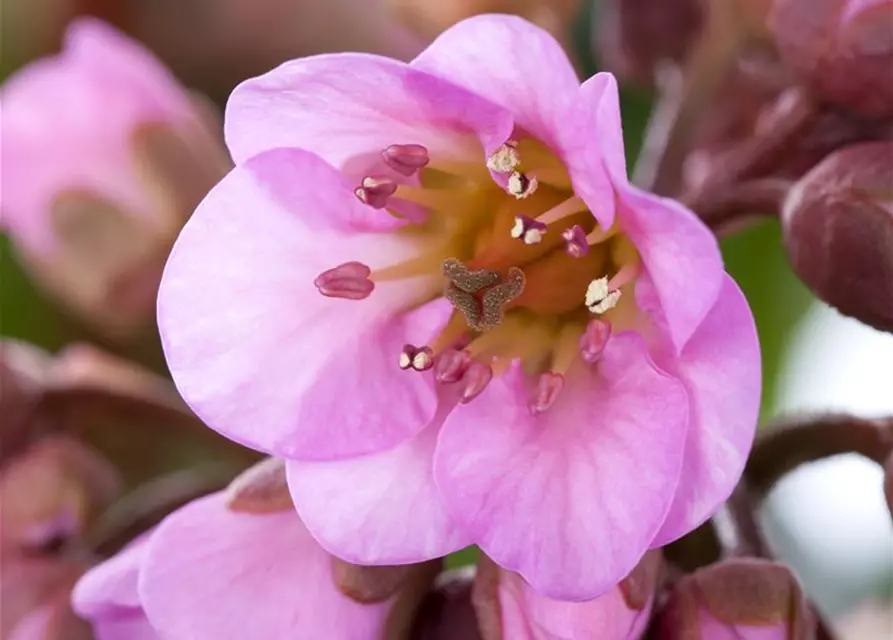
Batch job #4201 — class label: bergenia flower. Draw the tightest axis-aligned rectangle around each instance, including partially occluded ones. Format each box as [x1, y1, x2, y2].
[0, 18, 228, 340]
[72, 489, 410, 639]
[159, 14, 761, 600]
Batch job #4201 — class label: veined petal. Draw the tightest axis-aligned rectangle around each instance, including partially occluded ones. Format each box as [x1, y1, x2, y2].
[651, 275, 761, 546]
[412, 14, 580, 151]
[434, 333, 688, 601]
[139, 493, 390, 640]
[622, 184, 724, 353]
[225, 53, 514, 170]
[286, 397, 473, 565]
[158, 148, 449, 460]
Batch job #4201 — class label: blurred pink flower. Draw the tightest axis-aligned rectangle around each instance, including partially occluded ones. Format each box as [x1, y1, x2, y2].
[159, 15, 761, 600]
[72, 491, 404, 639]
[0, 18, 229, 340]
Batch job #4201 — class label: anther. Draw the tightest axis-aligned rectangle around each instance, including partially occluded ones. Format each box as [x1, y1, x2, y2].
[459, 362, 493, 403]
[579, 318, 612, 363]
[584, 277, 622, 314]
[529, 372, 565, 415]
[382, 144, 430, 177]
[434, 348, 472, 383]
[354, 176, 398, 208]
[486, 141, 520, 173]
[398, 344, 434, 372]
[314, 262, 374, 300]
[510, 215, 547, 245]
[507, 171, 538, 199]
[562, 225, 590, 257]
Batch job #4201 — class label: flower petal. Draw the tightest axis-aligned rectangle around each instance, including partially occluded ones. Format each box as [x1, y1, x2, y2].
[225, 53, 514, 170]
[159, 148, 449, 460]
[286, 394, 472, 565]
[434, 333, 688, 601]
[650, 275, 761, 546]
[89, 616, 160, 640]
[565, 72, 628, 229]
[412, 15, 579, 150]
[139, 493, 389, 640]
[72, 536, 147, 619]
[622, 184, 724, 353]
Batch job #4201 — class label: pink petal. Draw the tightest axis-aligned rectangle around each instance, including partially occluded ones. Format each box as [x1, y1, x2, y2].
[139, 493, 389, 639]
[225, 53, 514, 171]
[412, 15, 580, 151]
[72, 536, 148, 619]
[286, 396, 473, 565]
[650, 275, 761, 546]
[621, 184, 724, 353]
[159, 148, 451, 460]
[499, 572, 652, 640]
[565, 72, 627, 228]
[434, 333, 688, 601]
[90, 616, 160, 640]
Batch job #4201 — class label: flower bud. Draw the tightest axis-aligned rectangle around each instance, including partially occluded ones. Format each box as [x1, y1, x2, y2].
[770, 0, 893, 117]
[473, 552, 661, 639]
[0, 18, 230, 341]
[595, 0, 703, 85]
[654, 558, 815, 639]
[781, 142, 893, 333]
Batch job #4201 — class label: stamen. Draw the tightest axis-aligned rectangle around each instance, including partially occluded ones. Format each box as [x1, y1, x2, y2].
[510, 215, 547, 245]
[507, 171, 538, 199]
[529, 372, 565, 415]
[579, 318, 612, 363]
[355, 176, 398, 209]
[535, 196, 587, 226]
[434, 348, 472, 383]
[398, 344, 434, 372]
[608, 261, 641, 291]
[486, 142, 520, 173]
[382, 144, 430, 177]
[562, 225, 590, 257]
[459, 362, 493, 403]
[314, 262, 374, 300]
[442, 258, 500, 293]
[585, 277, 622, 314]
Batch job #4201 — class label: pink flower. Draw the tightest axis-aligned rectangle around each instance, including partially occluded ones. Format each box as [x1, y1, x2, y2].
[479, 551, 661, 639]
[0, 18, 228, 339]
[72, 491, 404, 639]
[159, 15, 761, 600]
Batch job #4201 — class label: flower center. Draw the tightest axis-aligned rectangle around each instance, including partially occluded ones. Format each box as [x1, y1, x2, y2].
[317, 139, 641, 413]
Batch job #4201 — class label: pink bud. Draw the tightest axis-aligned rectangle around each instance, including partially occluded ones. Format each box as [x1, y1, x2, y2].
[770, 0, 893, 117]
[0, 18, 230, 342]
[781, 142, 893, 332]
[654, 558, 816, 639]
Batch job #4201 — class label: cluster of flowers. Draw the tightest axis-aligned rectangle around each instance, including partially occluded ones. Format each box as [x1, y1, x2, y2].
[1, 0, 891, 637]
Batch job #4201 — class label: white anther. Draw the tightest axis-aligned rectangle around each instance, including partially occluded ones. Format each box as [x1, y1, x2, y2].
[523, 228, 543, 245]
[585, 277, 622, 314]
[411, 350, 433, 371]
[508, 171, 538, 199]
[510, 217, 525, 239]
[398, 351, 413, 370]
[486, 142, 521, 173]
